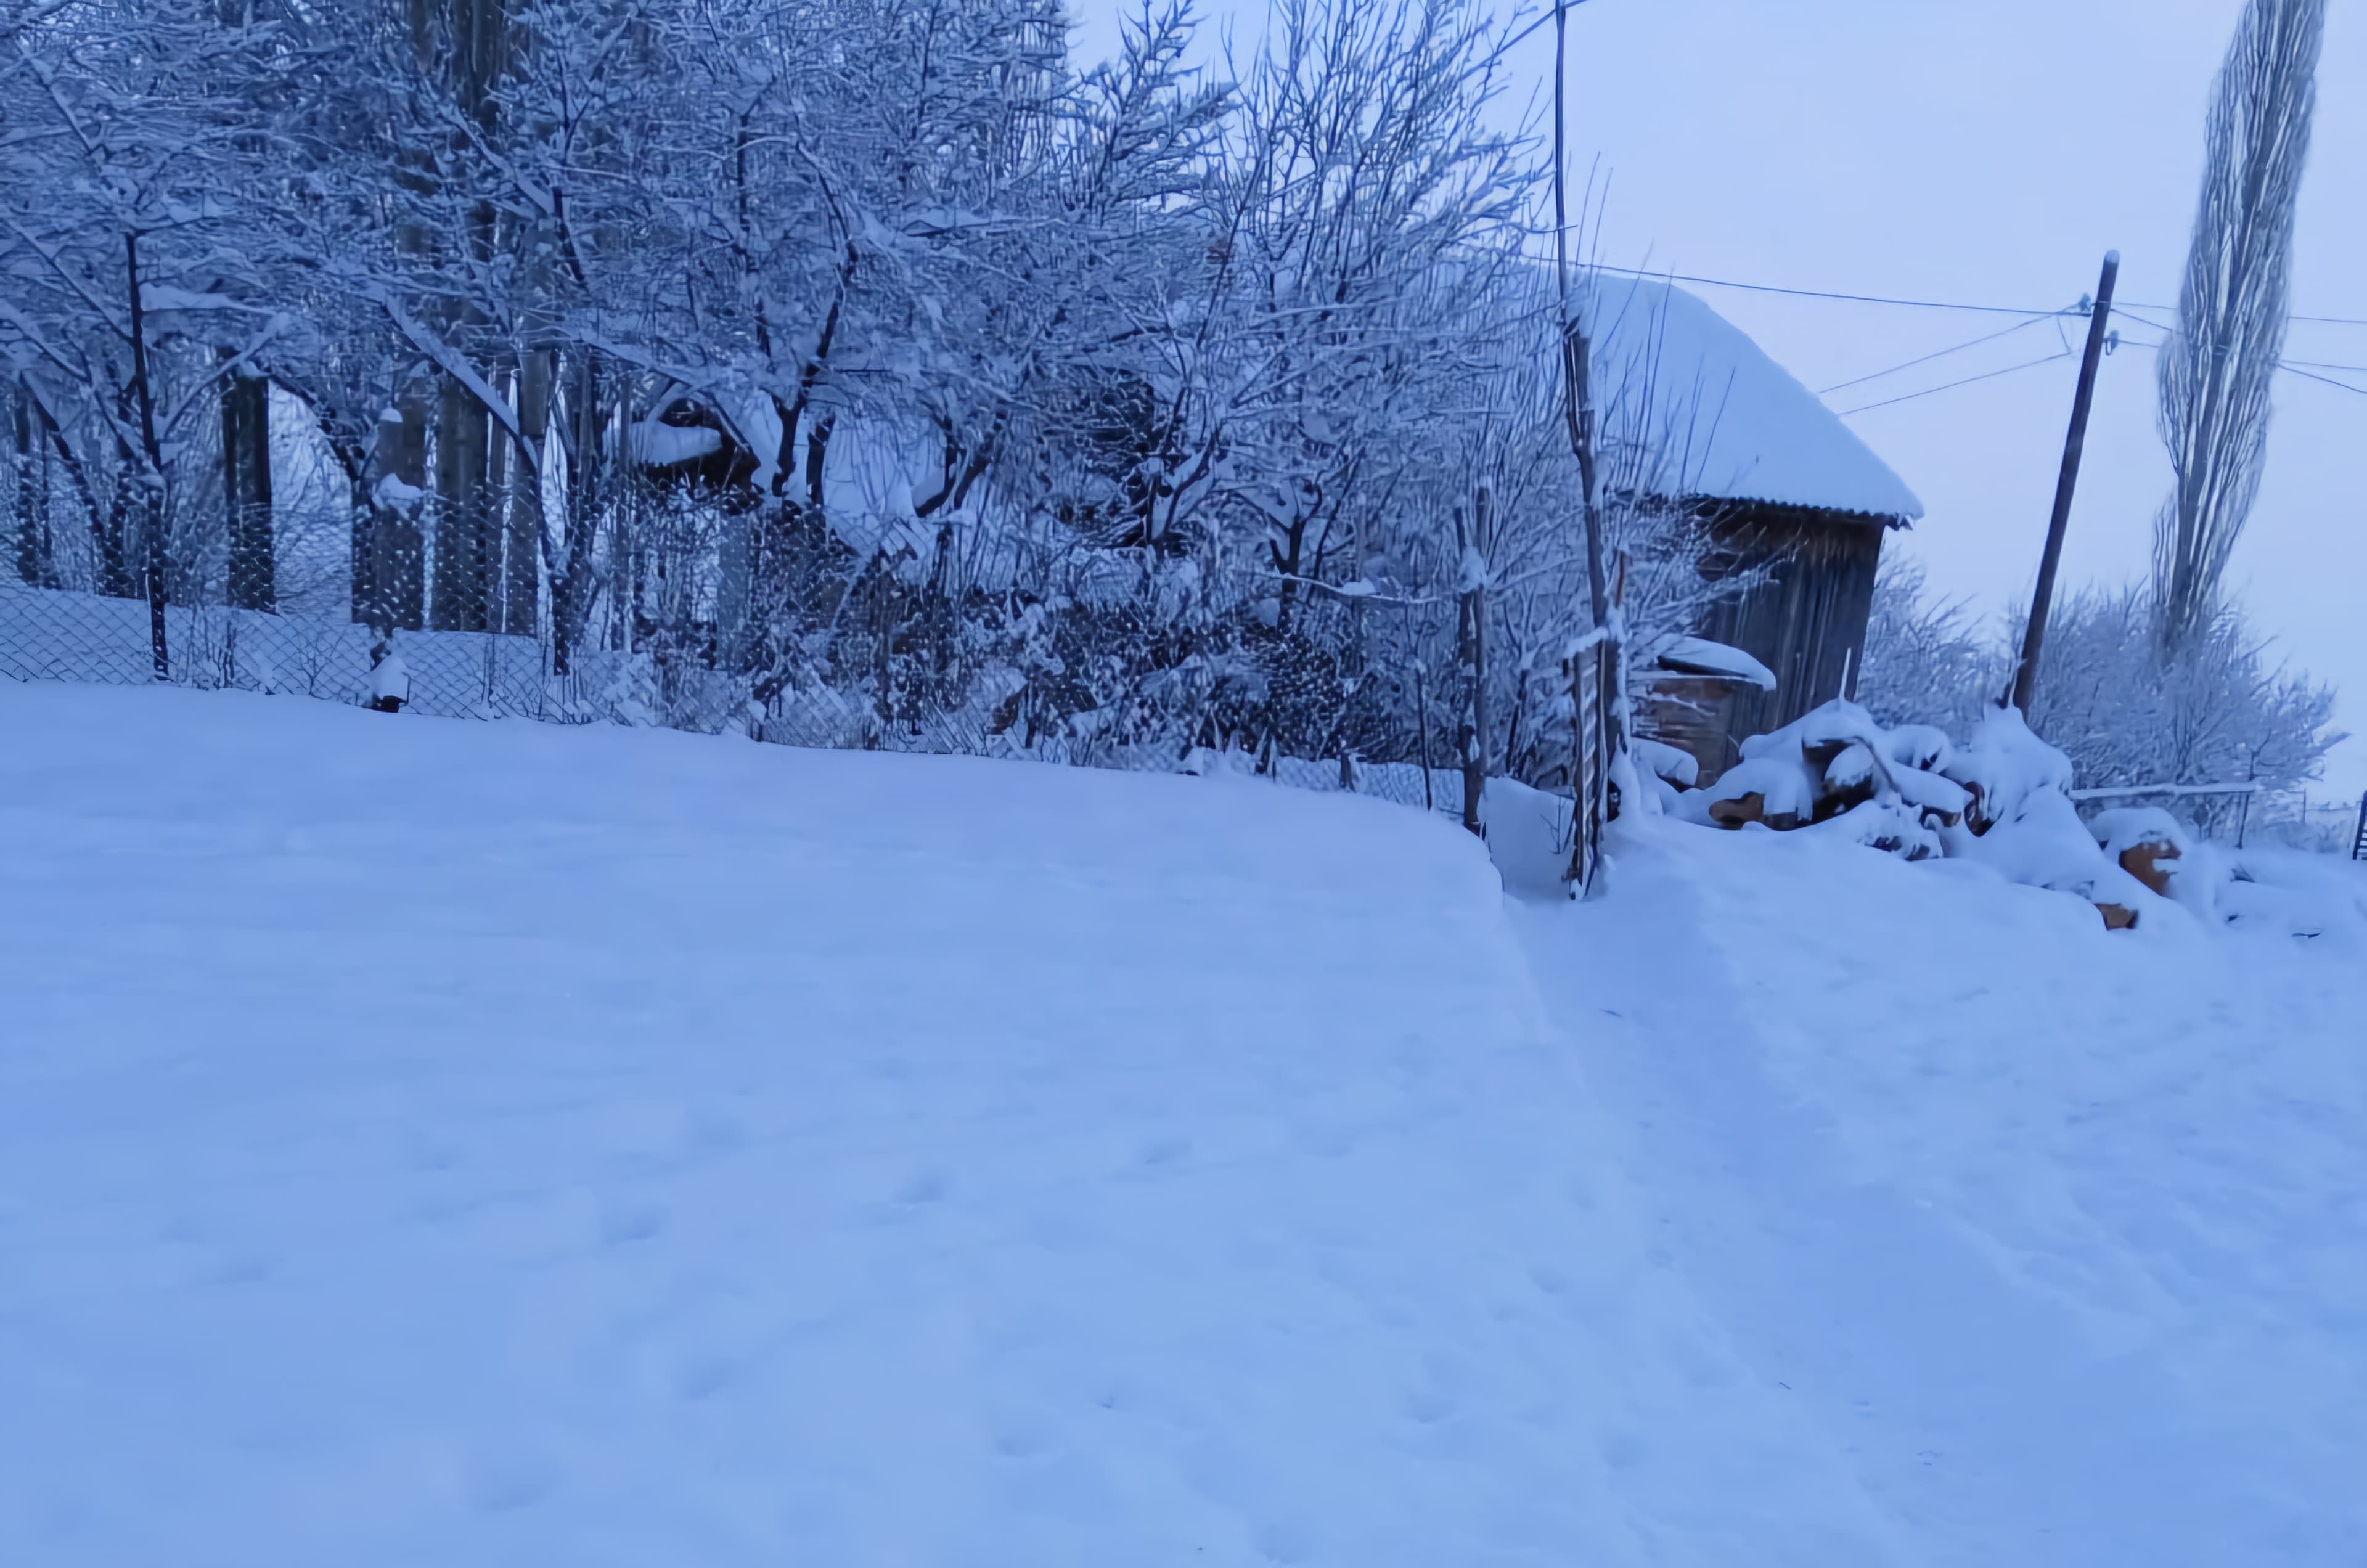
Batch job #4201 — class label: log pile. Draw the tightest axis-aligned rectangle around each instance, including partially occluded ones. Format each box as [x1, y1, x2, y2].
[1650, 700, 2186, 931]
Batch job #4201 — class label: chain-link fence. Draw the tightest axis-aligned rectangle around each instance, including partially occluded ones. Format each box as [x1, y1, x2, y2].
[2, 531, 1614, 884]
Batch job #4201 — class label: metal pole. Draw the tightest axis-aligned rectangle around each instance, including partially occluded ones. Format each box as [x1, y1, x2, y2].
[2009, 251, 2119, 715]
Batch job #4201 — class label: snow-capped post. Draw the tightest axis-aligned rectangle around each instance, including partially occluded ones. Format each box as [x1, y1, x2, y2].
[1457, 488, 1492, 839]
[2008, 250, 2119, 715]
[366, 639, 409, 714]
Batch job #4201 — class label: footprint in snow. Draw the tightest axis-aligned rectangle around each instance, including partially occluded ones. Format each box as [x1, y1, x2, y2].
[681, 1107, 746, 1151]
[1254, 1521, 1315, 1564]
[462, 1449, 560, 1513]
[1400, 1387, 1457, 1425]
[1137, 1134, 1192, 1166]
[206, 1251, 276, 1285]
[599, 1199, 668, 1244]
[894, 1169, 949, 1205]
[668, 1350, 738, 1401]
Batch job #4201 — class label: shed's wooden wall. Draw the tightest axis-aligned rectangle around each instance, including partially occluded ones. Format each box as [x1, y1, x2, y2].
[1670, 504, 1890, 782]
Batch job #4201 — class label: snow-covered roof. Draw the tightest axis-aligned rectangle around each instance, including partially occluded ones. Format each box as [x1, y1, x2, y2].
[1584, 273, 1924, 523]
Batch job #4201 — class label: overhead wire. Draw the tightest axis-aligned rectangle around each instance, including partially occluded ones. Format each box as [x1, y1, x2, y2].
[1836, 351, 2077, 417]
[2082, 324, 2367, 393]
[1815, 308, 2071, 396]
[1540, 258, 2367, 406]
[1579, 263, 2072, 317]
[2278, 363, 2367, 396]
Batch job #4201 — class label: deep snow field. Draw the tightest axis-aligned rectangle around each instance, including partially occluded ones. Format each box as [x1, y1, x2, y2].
[2, 679, 2363, 1566]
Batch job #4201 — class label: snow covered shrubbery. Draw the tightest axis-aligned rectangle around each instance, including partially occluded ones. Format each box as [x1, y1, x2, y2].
[1645, 692, 2358, 936]
[1860, 563, 2344, 846]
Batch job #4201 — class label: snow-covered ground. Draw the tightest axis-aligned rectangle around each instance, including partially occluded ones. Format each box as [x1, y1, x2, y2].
[2, 680, 2362, 1565]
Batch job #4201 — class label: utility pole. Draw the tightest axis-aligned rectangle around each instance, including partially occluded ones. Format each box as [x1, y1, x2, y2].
[2009, 250, 2119, 714]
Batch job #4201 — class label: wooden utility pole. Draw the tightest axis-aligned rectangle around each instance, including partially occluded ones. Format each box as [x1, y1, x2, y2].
[2009, 250, 2119, 714]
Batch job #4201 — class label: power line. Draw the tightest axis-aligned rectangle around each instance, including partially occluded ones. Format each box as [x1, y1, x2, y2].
[1576, 261, 2367, 329]
[2279, 363, 2367, 397]
[1816, 308, 2070, 396]
[1838, 350, 2077, 416]
[2282, 355, 2367, 375]
[1583, 263, 2071, 317]
[2104, 301, 2176, 332]
[1564, 259, 2367, 406]
[2096, 331, 2367, 389]
[2140, 310, 2367, 332]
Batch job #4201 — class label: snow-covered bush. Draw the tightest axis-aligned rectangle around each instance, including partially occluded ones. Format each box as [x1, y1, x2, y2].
[1860, 566, 2343, 840]
[2019, 587, 2341, 839]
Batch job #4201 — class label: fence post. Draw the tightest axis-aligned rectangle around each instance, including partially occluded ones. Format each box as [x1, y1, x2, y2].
[1457, 488, 1491, 839]
[1413, 659, 1434, 812]
[1565, 649, 1587, 888]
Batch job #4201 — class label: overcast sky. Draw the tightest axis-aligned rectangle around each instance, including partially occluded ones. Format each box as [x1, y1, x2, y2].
[1073, 0, 2366, 801]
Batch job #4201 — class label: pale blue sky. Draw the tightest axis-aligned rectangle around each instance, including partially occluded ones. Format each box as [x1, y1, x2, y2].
[1073, 0, 2366, 800]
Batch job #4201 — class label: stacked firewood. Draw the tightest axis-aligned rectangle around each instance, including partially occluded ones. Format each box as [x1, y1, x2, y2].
[1645, 700, 2185, 931]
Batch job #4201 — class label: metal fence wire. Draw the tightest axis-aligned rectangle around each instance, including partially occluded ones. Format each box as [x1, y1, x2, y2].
[2, 513, 1614, 886]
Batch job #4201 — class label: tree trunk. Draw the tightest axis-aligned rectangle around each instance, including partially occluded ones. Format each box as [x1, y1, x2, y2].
[552, 348, 600, 676]
[220, 362, 274, 611]
[25, 394, 96, 595]
[348, 462, 375, 624]
[507, 349, 550, 637]
[484, 365, 510, 623]
[371, 396, 429, 633]
[125, 233, 169, 678]
[10, 383, 44, 588]
[100, 453, 133, 600]
[432, 375, 491, 631]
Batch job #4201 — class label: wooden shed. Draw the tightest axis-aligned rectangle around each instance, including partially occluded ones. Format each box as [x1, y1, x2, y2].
[1584, 275, 1924, 786]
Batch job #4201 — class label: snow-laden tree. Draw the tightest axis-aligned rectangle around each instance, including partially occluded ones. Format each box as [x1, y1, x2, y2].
[1, 1, 294, 635]
[2153, 0, 2324, 660]
[1, 0, 1792, 809]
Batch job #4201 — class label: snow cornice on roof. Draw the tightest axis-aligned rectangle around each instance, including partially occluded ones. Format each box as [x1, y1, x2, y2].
[1582, 271, 1925, 525]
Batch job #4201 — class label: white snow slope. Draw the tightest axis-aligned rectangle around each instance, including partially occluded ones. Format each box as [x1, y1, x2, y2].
[2, 681, 2362, 1566]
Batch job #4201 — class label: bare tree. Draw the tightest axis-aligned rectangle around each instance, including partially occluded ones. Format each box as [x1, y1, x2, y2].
[2152, 0, 2324, 659]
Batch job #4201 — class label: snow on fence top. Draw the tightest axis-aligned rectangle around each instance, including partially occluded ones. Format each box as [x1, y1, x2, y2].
[1584, 272, 1926, 524]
